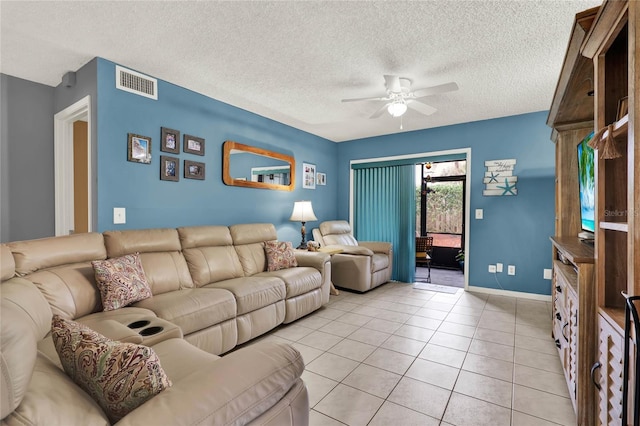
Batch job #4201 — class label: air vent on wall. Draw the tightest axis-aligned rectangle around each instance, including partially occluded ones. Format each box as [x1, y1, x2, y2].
[115, 65, 157, 100]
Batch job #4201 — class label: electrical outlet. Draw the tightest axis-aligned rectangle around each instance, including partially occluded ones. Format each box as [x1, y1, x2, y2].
[508, 265, 516, 276]
[113, 207, 126, 224]
[496, 263, 503, 273]
[475, 209, 483, 219]
[544, 268, 553, 280]
[488, 265, 496, 273]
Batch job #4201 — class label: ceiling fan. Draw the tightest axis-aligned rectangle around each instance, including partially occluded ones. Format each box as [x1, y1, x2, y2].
[342, 75, 458, 120]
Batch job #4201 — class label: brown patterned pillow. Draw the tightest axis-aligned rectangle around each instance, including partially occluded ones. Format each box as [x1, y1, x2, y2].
[51, 315, 171, 423]
[92, 253, 152, 311]
[264, 240, 298, 271]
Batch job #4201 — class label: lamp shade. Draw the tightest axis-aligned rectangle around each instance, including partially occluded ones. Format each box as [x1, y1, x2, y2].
[289, 201, 317, 222]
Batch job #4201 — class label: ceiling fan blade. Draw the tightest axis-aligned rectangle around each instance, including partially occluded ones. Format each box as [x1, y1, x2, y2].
[384, 75, 401, 93]
[342, 96, 388, 103]
[407, 100, 437, 116]
[412, 82, 459, 98]
[370, 103, 391, 119]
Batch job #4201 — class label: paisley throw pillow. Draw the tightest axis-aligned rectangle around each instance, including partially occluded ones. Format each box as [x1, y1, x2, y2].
[264, 240, 298, 271]
[92, 253, 152, 311]
[51, 315, 171, 423]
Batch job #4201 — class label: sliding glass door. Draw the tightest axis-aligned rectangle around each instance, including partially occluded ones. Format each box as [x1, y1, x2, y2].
[417, 161, 466, 269]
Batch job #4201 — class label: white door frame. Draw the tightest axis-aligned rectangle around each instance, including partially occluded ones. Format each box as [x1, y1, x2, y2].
[54, 96, 92, 236]
[348, 147, 471, 288]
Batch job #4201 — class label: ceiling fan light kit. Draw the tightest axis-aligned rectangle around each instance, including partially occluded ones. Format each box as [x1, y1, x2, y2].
[388, 100, 408, 117]
[342, 75, 459, 125]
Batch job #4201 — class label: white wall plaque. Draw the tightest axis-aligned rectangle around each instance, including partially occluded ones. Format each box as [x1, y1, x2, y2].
[483, 159, 517, 196]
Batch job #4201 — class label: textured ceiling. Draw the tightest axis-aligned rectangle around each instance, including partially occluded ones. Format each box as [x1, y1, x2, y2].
[1, 0, 601, 142]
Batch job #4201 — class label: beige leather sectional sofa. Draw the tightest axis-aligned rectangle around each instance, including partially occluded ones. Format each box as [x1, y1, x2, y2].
[1, 223, 331, 425]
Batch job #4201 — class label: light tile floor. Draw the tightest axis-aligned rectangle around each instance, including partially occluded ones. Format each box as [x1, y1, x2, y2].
[251, 282, 575, 426]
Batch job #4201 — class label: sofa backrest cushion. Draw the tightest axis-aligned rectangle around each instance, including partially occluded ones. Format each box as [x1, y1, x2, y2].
[8, 233, 107, 319]
[229, 224, 277, 276]
[178, 226, 244, 286]
[3, 353, 111, 426]
[103, 229, 193, 295]
[1, 245, 15, 281]
[319, 221, 358, 246]
[1, 279, 52, 419]
[9, 233, 107, 276]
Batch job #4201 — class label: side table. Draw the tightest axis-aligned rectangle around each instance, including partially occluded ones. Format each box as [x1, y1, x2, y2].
[318, 246, 345, 296]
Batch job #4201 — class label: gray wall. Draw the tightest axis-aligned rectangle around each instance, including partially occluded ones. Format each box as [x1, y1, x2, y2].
[0, 74, 55, 242]
[0, 59, 98, 243]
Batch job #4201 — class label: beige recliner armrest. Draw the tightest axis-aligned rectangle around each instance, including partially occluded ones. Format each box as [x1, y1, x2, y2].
[359, 241, 393, 254]
[323, 244, 374, 256]
[293, 251, 330, 270]
[77, 319, 144, 344]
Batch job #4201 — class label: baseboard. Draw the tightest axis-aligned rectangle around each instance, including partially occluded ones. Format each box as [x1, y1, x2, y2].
[466, 285, 552, 302]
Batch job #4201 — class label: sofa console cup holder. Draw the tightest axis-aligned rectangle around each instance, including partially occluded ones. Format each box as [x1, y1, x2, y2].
[139, 326, 164, 336]
[127, 320, 151, 329]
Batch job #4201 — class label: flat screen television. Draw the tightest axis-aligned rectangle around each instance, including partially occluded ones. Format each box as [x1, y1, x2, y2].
[577, 132, 595, 239]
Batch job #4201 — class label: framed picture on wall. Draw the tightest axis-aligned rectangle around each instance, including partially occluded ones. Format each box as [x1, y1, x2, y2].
[302, 162, 316, 189]
[183, 135, 205, 156]
[160, 155, 179, 181]
[127, 133, 152, 164]
[316, 172, 326, 186]
[184, 160, 205, 180]
[160, 127, 180, 154]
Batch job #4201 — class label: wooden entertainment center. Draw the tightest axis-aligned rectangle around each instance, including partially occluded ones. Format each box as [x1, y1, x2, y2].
[547, 1, 638, 424]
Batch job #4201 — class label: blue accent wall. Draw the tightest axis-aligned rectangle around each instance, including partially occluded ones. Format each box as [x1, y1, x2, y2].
[96, 59, 337, 243]
[336, 112, 555, 295]
[0, 58, 559, 296]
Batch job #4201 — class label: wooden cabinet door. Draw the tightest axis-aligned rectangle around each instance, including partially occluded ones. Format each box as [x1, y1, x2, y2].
[596, 314, 624, 425]
[567, 290, 578, 402]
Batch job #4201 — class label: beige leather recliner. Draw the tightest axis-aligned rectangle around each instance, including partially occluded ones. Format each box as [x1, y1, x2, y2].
[312, 220, 393, 292]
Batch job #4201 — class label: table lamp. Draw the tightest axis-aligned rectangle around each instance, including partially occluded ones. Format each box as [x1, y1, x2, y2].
[289, 201, 317, 249]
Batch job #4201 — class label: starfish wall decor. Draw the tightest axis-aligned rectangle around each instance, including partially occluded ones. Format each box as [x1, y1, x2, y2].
[483, 159, 518, 196]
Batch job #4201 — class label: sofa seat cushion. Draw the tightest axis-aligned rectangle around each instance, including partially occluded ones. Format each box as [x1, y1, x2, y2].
[134, 288, 236, 335]
[116, 341, 304, 426]
[372, 253, 390, 272]
[205, 277, 285, 315]
[255, 267, 322, 299]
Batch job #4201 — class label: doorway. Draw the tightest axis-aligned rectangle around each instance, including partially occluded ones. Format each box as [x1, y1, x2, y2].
[415, 160, 466, 288]
[54, 96, 93, 235]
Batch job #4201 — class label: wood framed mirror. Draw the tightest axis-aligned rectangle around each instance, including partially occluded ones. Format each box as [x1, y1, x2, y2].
[223, 140, 295, 191]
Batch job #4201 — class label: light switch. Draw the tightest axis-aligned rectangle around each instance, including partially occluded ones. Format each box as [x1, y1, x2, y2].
[113, 207, 126, 224]
[475, 209, 483, 219]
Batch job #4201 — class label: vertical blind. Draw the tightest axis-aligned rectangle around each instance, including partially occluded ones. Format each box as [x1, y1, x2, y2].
[353, 164, 415, 283]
